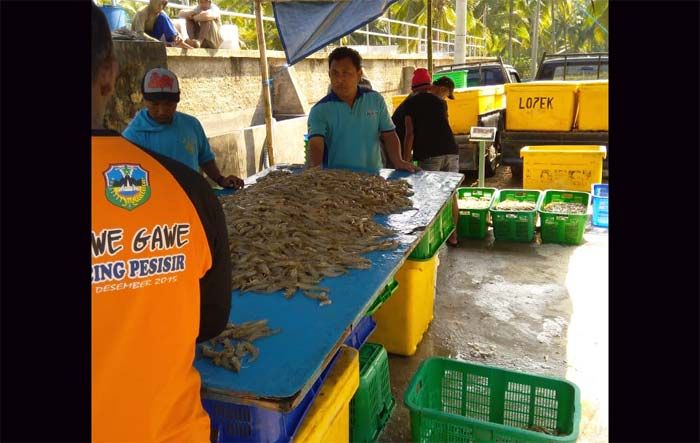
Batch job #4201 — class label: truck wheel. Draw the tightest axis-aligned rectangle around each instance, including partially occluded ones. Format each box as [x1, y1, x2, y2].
[485, 144, 498, 177]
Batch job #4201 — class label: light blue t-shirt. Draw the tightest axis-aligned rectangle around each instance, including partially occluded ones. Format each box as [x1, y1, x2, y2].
[122, 108, 215, 172]
[307, 87, 395, 172]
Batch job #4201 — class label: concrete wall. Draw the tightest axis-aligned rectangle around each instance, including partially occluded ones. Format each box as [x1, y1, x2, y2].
[104, 41, 168, 132]
[103, 43, 453, 178]
[164, 47, 453, 125]
[208, 116, 307, 179]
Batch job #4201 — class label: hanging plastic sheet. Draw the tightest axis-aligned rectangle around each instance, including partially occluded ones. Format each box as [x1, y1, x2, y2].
[271, 0, 399, 66]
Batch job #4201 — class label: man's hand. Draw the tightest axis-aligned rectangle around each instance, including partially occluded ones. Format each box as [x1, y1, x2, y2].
[218, 175, 244, 189]
[394, 160, 421, 173]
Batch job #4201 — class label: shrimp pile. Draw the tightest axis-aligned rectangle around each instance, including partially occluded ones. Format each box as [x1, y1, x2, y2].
[220, 168, 414, 305]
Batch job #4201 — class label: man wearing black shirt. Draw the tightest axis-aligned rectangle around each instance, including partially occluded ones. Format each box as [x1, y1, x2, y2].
[399, 74, 461, 245]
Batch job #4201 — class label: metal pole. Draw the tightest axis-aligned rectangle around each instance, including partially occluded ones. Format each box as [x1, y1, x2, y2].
[531, 0, 540, 78]
[478, 141, 485, 187]
[455, 0, 466, 64]
[366, 24, 370, 50]
[427, 0, 433, 73]
[508, 0, 513, 63]
[254, 0, 275, 166]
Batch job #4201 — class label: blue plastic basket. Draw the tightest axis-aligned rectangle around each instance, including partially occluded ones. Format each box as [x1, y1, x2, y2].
[204, 316, 373, 442]
[345, 315, 377, 350]
[591, 183, 608, 228]
[204, 349, 341, 443]
[101, 5, 128, 31]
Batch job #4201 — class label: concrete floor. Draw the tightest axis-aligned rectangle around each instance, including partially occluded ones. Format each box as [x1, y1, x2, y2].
[377, 225, 609, 442]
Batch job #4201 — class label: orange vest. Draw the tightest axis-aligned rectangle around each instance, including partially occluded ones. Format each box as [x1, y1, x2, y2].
[92, 135, 212, 443]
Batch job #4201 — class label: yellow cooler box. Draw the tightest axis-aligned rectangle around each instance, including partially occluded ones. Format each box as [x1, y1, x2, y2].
[576, 80, 608, 131]
[295, 345, 360, 443]
[520, 145, 607, 192]
[505, 81, 579, 131]
[447, 85, 506, 134]
[370, 254, 439, 356]
[391, 94, 408, 113]
[390, 86, 505, 134]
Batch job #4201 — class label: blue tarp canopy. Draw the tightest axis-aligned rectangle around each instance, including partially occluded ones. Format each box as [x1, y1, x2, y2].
[272, 0, 399, 66]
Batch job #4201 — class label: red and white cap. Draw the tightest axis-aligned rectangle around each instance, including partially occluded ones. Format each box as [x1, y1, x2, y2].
[141, 68, 180, 102]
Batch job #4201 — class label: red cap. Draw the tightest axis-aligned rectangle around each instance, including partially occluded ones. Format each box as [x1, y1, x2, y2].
[411, 68, 432, 89]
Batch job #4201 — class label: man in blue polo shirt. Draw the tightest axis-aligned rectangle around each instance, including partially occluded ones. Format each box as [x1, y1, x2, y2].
[307, 47, 418, 173]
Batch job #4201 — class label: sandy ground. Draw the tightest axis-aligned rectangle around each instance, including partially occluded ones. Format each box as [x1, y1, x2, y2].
[376, 165, 609, 442]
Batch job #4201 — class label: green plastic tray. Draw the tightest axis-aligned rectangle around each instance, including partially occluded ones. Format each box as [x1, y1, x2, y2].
[365, 279, 399, 316]
[456, 187, 497, 239]
[538, 190, 591, 245]
[489, 189, 542, 243]
[404, 357, 581, 443]
[351, 343, 396, 442]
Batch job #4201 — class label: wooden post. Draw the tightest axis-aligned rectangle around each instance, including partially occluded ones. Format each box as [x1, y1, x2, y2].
[427, 0, 433, 73]
[255, 0, 275, 166]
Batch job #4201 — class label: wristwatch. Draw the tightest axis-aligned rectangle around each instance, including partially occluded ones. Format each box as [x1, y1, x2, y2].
[216, 176, 226, 186]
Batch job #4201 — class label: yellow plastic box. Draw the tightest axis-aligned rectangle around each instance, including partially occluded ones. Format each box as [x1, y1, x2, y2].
[505, 81, 579, 131]
[391, 94, 408, 113]
[576, 80, 608, 131]
[390, 86, 505, 134]
[370, 254, 439, 356]
[447, 85, 506, 134]
[520, 145, 607, 192]
[294, 345, 359, 443]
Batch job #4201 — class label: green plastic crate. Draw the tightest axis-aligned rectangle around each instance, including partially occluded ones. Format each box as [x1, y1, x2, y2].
[350, 343, 396, 443]
[404, 357, 581, 443]
[490, 189, 542, 243]
[440, 198, 456, 239]
[456, 187, 497, 239]
[538, 190, 591, 245]
[365, 279, 399, 316]
[409, 219, 441, 260]
[409, 199, 456, 259]
[433, 70, 467, 89]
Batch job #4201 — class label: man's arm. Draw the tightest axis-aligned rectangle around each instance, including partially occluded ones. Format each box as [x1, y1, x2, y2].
[137, 147, 231, 342]
[201, 160, 244, 189]
[380, 131, 418, 173]
[376, 93, 417, 172]
[195, 184, 232, 342]
[308, 136, 325, 168]
[403, 115, 414, 162]
[193, 6, 221, 21]
[178, 8, 198, 19]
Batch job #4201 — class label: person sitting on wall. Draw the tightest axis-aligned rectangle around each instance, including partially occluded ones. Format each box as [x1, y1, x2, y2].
[122, 68, 244, 189]
[132, 0, 194, 49]
[178, 0, 224, 49]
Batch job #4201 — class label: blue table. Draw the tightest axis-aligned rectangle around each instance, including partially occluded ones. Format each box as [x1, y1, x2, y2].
[199, 165, 463, 411]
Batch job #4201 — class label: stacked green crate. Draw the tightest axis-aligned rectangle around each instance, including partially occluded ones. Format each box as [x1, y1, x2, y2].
[364, 280, 399, 316]
[409, 199, 454, 259]
[350, 343, 395, 442]
[440, 198, 456, 239]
